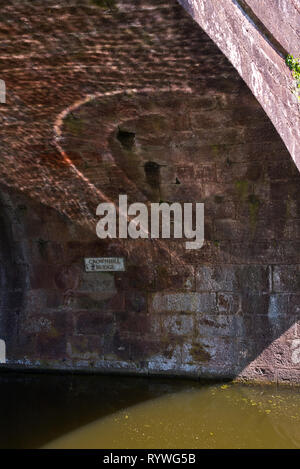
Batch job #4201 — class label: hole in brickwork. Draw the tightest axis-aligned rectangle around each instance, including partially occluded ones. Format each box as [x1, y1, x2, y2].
[116, 128, 135, 150]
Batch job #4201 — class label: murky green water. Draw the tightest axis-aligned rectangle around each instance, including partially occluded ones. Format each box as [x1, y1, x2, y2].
[44, 383, 300, 449]
[1, 372, 300, 449]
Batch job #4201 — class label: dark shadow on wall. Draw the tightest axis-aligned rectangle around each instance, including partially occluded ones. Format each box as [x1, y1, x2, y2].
[0, 192, 28, 358]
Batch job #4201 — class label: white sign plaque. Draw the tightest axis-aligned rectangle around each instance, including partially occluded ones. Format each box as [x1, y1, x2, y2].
[0, 340, 6, 364]
[85, 257, 125, 272]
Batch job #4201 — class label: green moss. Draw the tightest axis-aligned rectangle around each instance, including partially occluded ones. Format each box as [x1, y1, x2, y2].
[235, 180, 249, 201]
[285, 196, 292, 218]
[214, 196, 223, 204]
[190, 343, 211, 362]
[248, 194, 260, 231]
[90, 0, 117, 10]
[64, 113, 84, 135]
[286, 54, 300, 101]
[48, 327, 60, 339]
[211, 144, 219, 156]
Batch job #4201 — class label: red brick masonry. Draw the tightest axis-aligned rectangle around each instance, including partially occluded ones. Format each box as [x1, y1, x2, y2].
[0, 0, 299, 383]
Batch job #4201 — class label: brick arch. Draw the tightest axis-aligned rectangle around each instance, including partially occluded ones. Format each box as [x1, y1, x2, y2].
[178, 0, 300, 170]
[0, 0, 299, 383]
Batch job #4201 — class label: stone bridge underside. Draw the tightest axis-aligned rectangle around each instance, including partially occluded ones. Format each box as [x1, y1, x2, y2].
[179, 0, 300, 170]
[0, 0, 299, 383]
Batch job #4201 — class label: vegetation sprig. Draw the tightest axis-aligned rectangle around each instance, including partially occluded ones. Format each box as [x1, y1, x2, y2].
[286, 54, 300, 101]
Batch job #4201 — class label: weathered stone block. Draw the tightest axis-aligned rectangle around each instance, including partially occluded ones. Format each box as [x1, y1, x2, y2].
[267, 160, 299, 181]
[115, 310, 153, 340]
[205, 196, 236, 219]
[214, 218, 252, 240]
[125, 290, 147, 313]
[234, 315, 254, 339]
[147, 343, 183, 372]
[203, 182, 238, 200]
[253, 336, 300, 370]
[216, 162, 262, 183]
[195, 314, 236, 337]
[129, 337, 163, 362]
[266, 294, 289, 318]
[217, 292, 241, 314]
[67, 335, 104, 360]
[197, 265, 234, 291]
[237, 365, 276, 383]
[181, 336, 237, 374]
[240, 293, 272, 316]
[67, 271, 125, 311]
[33, 312, 69, 360]
[289, 294, 300, 316]
[76, 311, 114, 336]
[273, 265, 300, 292]
[54, 264, 81, 292]
[190, 109, 229, 129]
[151, 292, 216, 314]
[29, 264, 56, 290]
[159, 313, 194, 337]
[252, 315, 297, 345]
[196, 264, 269, 292]
[154, 263, 195, 291]
[71, 291, 125, 312]
[78, 271, 116, 295]
[277, 369, 300, 384]
[160, 182, 204, 203]
[226, 241, 300, 265]
[177, 240, 221, 265]
[283, 220, 300, 241]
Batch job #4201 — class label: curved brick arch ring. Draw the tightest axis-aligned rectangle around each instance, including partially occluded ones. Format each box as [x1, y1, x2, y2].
[178, 0, 300, 171]
[53, 86, 192, 206]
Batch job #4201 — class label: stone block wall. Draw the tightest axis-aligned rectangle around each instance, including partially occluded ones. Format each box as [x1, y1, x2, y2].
[0, 0, 299, 383]
[179, 0, 300, 170]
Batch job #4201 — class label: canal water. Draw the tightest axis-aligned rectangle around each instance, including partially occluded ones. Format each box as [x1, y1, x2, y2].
[1, 372, 300, 449]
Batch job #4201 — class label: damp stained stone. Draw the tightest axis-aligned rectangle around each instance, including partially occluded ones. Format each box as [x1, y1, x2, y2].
[144, 161, 160, 189]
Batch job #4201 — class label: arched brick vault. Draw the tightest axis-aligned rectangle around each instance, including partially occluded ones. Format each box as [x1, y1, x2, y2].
[178, 0, 300, 171]
[0, 0, 299, 383]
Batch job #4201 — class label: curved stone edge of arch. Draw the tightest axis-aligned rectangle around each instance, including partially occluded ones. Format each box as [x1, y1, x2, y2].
[246, 0, 299, 57]
[178, 0, 300, 172]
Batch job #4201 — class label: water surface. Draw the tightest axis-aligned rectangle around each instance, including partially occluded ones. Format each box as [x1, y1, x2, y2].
[45, 382, 300, 449]
[1, 372, 299, 449]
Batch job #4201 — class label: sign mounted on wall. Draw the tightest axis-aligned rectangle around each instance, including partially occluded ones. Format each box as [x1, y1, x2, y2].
[85, 257, 125, 272]
[0, 80, 6, 103]
[0, 340, 6, 364]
